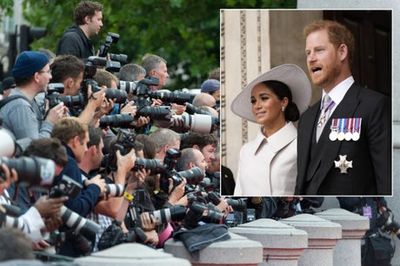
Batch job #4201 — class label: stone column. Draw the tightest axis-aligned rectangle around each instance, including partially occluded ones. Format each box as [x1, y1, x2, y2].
[316, 208, 369, 266]
[230, 218, 308, 266]
[164, 232, 263, 266]
[74, 243, 190, 266]
[281, 214, 342, 266]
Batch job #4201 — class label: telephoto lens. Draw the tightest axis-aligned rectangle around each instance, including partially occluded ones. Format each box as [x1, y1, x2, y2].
[99, 114, 135, 128]
[0, 204, 28, 234]
[150, 91, 195, 105]
[136, 106, 172, 121]
[189, 202, 224, 224]
[105, 88, 127, 103]
[149, 205, 187, 225]
[0, 126, 16, 157]
[177, 167, 204, 185]
[133, 158, 165, 175]
[58, 206, 101, 240]
[0, 156, 56, 186]
[104, 183, 124, 197]
[185, 103, 211, 115]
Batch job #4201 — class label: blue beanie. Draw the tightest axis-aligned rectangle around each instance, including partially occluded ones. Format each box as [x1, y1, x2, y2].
[12, 51, 49, 79]
[201, 79, 220, 93]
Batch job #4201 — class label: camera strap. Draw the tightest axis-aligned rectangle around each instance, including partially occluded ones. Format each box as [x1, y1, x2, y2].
[0, 95, 30, 109]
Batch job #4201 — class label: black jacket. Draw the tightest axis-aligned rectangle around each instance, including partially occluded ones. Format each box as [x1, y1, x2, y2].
[56, 25, 94, 59]
[296, 83, 391, 195]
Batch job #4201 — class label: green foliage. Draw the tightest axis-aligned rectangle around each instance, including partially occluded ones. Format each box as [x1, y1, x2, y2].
[0, 0, 14, 20]
[20, 0, 296, 89]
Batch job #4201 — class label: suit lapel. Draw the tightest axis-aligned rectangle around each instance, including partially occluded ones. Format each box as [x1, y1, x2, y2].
[297, 102, 320, 190]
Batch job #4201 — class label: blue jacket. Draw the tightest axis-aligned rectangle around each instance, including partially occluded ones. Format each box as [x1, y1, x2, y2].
[56, 146, 100, 217]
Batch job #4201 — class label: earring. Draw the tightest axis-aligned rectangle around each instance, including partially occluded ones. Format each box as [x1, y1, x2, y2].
[282, 106, 285, 112]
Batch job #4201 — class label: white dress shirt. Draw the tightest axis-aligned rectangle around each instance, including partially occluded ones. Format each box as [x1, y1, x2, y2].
[321, 75, 354, 113]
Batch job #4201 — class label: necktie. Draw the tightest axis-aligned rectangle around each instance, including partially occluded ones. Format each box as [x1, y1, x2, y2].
[316, 94, 335, 141]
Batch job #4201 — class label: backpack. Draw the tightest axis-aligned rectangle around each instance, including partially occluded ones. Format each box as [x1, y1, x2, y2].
[362, 230, 395, 266]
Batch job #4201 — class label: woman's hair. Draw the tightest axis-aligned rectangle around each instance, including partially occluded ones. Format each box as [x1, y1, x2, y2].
[262, 80, 300, 122]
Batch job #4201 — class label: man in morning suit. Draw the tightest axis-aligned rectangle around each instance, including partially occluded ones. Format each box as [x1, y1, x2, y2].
[295, 20, 391, 195]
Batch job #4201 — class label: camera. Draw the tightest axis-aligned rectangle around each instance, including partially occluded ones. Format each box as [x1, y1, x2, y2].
[0, 156, 56, 187]
[137, 106, 172, 121]
[99, 114, 135, 129]
[118, 77, 159, 96]
[109, 53, 127, 64]
[47, 83, 86, 109]
[97, 220, 147, 251]
[159, 149, 205, 193]
[99, 106, 172, 129]
[133, 158, 165, 175]
[377, 209, 400, 238]
[87, 56, 121, 72]
[150, 90, 194, 105]
[104, 183, 124, 197]
[85, 78, 128, 104]
[127, 204, 187, 228]
[0, 204, 27, 233]
[98, 32, 120, 57]
[185, 103, 212, 115]
[50, 175, 101, 240]
[207, 192, 247, 212]
[170, 112, 219, 133]
[188, 202, 224, 224]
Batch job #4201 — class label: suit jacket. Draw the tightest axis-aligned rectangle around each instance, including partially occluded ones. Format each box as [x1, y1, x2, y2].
[295, 83, 391, 195]
[234, 122, 297, 196]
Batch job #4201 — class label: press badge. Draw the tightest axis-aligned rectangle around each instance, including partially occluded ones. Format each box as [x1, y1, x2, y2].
[363, 206, 372, 219]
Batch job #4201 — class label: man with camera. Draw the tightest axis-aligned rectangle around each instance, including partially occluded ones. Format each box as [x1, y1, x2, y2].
[51, 117, 106, 256]
[0, 51, 67, 141]
[50, 54, 108, 125]
[78, 126, 140, 251]
[142, 54, 169, 92]
[0, 162, 67, 248]
[57, 1, 103, 59]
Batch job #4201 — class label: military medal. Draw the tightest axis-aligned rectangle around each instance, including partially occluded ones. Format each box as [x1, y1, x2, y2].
[334, 155, 353, 174]
[352, 118, 362, 141]
[337, 118, 345, 141]
[329, 118, 338, 141]
[345, 118, 353, 141]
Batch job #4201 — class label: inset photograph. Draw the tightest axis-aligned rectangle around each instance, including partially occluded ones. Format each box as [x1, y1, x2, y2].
[220, 10, 392, 196]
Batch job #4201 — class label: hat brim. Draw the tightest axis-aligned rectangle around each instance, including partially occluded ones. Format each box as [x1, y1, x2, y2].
[231, 64, 312, 123]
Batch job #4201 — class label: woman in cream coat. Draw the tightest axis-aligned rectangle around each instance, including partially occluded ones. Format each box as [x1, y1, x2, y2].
[231, 64, 311, 196]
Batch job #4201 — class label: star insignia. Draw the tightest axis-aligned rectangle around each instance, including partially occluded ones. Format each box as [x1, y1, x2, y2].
[334, 155, 353, 174]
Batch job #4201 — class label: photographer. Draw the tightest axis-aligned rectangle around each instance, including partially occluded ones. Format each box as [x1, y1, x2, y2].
[51, 118, 107, 256]
[0, 76, 16, 99]
[56, 1, 103, 59]
[50, 54, 107, 125]
[8, 138, 68, 212]
[0, 163, 67, 246]
[180, 132, 217, 179]
[192, 92, 217, 109]
[52, 118, 106, 216]
[119, 63, 146, 82]
[201, 79, 220, 103]
[78, 126, 137, 251]
[0, 51, 67, 140]
[142, 54, 169, 92]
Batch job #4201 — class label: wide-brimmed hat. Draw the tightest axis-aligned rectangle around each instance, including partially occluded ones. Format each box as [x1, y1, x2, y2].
[231, 64, 311, 123]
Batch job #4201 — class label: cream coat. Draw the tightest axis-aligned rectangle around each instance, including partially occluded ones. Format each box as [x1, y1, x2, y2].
[234, 122, 297, 196]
